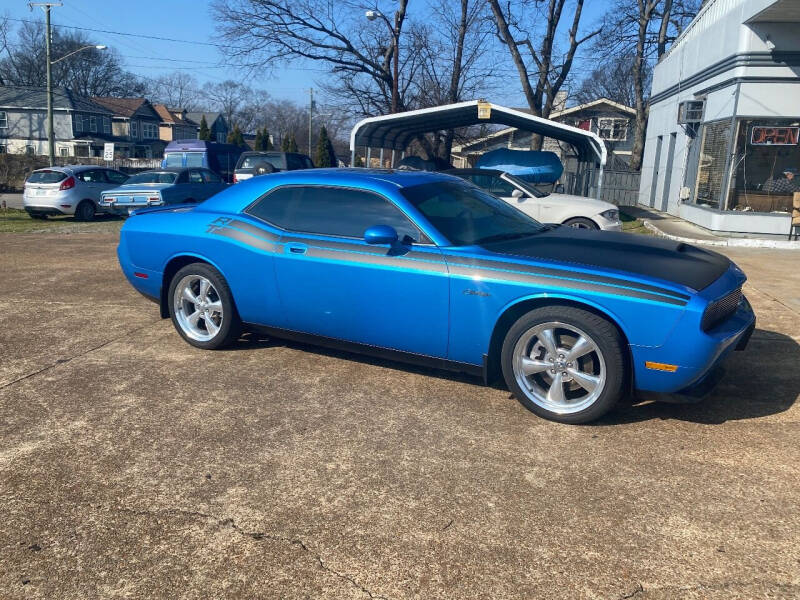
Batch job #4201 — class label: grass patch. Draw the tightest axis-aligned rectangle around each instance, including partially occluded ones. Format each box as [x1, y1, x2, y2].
[0, 208, 123, 234]
[619, 210, 652, 235]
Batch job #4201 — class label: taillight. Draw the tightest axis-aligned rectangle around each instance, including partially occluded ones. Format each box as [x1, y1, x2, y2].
[148, 196, 160, 203]
[233, 174, 238, 183]
[59, 176, 75, 191]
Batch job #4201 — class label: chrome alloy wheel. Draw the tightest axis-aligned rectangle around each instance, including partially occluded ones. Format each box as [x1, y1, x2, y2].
[512, 321, 606, 415]
[173, 275, 224, 342]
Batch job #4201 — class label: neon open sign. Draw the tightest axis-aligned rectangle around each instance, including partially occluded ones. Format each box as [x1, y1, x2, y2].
[750, 126, 800, 146]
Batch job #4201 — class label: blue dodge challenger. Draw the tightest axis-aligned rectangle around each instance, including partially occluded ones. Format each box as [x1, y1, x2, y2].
[117, 169, 755, 423]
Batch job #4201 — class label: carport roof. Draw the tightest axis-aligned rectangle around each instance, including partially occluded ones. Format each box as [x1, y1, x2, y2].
[350, 100, 607, 165]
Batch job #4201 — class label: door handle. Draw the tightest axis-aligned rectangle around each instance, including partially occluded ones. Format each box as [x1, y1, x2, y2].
[287, 243, 307, 255]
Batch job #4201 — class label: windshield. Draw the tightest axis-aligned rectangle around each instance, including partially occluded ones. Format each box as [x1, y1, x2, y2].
[164, 153, 183, 167]
[27, 170, 67, 184]
[504, 173, 547, 198]
[239, 155, 283, 169]
[401, 180, 546, 246]
[125, 171, 178, 184]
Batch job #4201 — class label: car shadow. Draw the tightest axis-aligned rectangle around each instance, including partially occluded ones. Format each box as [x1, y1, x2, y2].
[599, 328, 799, 425]
[230, 328, 798, 425]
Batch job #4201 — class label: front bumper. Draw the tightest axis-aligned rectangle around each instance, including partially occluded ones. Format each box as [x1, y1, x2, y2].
[594, 213, 622, 231]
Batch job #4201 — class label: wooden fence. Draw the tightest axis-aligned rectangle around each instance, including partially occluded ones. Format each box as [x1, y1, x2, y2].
[599, 169, 641, 206]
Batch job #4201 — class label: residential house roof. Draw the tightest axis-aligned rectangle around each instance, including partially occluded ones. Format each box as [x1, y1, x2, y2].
[153, 103, 191, 125]
[91, 96, 153, 118]
[0, 85, 111, 114]
[185, 112, 223, 127]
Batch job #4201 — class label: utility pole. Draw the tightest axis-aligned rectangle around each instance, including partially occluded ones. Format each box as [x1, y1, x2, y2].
[30, 2, 62, 167]
[308, 88, 314, 156]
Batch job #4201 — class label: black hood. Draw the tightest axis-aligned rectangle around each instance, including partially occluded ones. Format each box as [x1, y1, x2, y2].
[482, 227, 730, 291]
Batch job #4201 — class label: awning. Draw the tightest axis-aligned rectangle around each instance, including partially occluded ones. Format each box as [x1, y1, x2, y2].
[349, 100, 607, 166]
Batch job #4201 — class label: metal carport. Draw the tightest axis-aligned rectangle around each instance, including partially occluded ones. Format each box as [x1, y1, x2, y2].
[349, 100, 608, 197]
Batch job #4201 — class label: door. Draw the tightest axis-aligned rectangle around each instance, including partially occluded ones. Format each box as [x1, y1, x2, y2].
[76, 169, 111, 203]
[246, 184, 450, 357]
[660, 133, 677, 212]
[649, 136, 663, 208]
[187, 168, 207, 200]
[201, 169, 228, 197]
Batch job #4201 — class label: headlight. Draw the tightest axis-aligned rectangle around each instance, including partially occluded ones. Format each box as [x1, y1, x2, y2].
[600, 209, 619, 221]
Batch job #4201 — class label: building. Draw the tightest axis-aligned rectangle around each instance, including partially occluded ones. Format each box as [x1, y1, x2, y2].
[91, 97, 165, 158]
[0, 85, 114, 157]
[185, 112, 229, 143]
[153, 104, 198, 142]
[638, 0, 800, 236]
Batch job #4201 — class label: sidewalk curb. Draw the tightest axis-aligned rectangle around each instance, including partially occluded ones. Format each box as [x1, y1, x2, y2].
[642, 220, 800, 250]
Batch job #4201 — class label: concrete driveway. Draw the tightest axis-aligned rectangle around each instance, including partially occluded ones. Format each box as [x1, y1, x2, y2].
[0, 233, 798, 599]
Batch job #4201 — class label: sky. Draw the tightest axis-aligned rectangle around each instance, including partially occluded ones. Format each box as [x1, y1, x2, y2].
[3, 0, 607, 108]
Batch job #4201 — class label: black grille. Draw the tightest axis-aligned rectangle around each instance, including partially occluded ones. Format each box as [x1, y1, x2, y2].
[701, 288, 742, 331]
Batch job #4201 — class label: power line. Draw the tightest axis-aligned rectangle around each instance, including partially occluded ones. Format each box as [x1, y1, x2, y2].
[4, 16, 241, 49]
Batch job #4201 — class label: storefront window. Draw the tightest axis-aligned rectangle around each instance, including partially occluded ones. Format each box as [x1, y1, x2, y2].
[728, 118, 800, 213]
[693, 120, 731, 209]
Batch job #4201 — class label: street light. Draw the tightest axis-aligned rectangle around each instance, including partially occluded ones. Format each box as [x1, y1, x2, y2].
[365, 9, 400, 114]
[51, 44, 107, 64]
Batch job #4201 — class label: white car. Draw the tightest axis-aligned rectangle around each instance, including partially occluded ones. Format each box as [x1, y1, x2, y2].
[448, 168, 622, 231]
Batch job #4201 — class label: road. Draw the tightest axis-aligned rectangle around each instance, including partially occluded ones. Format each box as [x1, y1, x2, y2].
[0, 233, 798, 599]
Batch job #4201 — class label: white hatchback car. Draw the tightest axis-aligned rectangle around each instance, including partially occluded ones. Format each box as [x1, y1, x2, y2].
[448, 168, 622, 231]
[23, 165, 129, 221]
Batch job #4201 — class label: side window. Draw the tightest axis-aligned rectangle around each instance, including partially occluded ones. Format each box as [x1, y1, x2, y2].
[106, 170, 129, 184]
[188, 169, 205, 184]
[286, 154, 304, 170]
[305, 157, 315, 169]
[286, 186, 422, 241]
[78, 169, 105, 183]
[175, 171, 189, 184]
[488, 176, 516, 196]
[202, 169, 222, 183]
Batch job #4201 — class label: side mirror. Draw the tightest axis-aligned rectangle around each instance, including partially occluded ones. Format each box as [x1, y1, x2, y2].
[511, 189, 524, 200]
[555, 184, 565, 194]
[364, 224, 399, 245]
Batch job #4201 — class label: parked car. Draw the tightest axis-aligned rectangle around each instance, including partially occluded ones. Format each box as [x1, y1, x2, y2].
[447, 168, 622, 231]
[23, 165, 129, 221]
[233, 151, 315, 183]
[100, 167, 228, 216]
[162, 140, 245, 182]
[115, 169, 754, 424]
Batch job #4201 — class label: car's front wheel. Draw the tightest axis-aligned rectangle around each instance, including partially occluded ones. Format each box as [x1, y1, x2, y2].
[500, 306, 625, 424]
[168, 263, 241, 349]
[563, 217, 598, 230]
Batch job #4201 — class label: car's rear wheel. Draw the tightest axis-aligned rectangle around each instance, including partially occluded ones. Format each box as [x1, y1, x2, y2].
[563, 217, 598, 230]
[75, 200, 95, 221]
[500, 306, 625, 424]
[168, 263, 241, 349]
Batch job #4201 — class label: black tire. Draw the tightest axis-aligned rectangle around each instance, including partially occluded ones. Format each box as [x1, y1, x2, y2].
[167, 262, 242, 350]
[563, 217, 599, 230]
[500, 306, 626, 424]
[75, 200, 96, 221]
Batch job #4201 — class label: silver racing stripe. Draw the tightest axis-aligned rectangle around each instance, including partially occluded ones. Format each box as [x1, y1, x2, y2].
[206, 220, 687, 306]
[449, 264, 687, 306]
[447, 257, 691, 301]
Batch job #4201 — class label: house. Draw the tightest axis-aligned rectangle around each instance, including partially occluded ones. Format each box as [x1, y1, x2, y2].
[91, 96, 165, 158]
[638, 0, 799, 236]
[153, 104, 198, 142]
[0, 85, 114, 157]
[185, 112, 228, 143]
[452, 97, 636, 170]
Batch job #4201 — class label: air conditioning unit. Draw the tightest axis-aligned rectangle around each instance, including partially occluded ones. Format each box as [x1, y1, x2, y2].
[678, 100, 705, 124]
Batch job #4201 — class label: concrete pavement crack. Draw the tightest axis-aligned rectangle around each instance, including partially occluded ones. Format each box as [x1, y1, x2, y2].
[111, 506, 389, 600]
[0, 319, 162, 391]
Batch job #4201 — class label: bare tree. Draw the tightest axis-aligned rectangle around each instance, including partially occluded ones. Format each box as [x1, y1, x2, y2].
[0, 21, 145, 96]
[488, 0, 601, 150]
[596, 0, 701, 170]
[573, 52, 647, 108]
[212, 0, 412, 115]
[203, 80, 252, 130]
[147, 71, 201, 110]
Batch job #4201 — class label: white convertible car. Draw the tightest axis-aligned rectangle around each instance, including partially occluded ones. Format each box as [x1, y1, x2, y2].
[448, 168, 622, 231]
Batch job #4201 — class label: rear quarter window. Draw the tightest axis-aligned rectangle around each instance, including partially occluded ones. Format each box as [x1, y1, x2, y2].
[27, 170, 67, 184]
